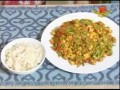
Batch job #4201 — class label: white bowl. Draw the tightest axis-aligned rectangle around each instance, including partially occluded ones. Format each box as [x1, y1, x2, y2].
[1, 38, 46, 75]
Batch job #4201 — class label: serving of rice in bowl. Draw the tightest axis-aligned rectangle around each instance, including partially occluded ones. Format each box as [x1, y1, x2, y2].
[1, 38, 46, 75]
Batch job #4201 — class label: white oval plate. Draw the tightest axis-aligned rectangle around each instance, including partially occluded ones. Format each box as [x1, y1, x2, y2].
[41, 12, 119, 74]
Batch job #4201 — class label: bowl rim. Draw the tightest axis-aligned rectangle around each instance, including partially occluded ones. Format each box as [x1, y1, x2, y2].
[1, 38, 46, 75]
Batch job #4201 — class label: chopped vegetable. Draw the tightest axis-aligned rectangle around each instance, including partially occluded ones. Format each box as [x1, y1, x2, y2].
[50, 19, 116, 67]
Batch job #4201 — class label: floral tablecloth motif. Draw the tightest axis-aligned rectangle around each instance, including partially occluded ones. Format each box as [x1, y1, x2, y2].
[0, 3, 119, 86]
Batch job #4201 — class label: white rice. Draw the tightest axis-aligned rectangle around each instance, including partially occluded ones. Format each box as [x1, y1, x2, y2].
[5, 42, 43, 71]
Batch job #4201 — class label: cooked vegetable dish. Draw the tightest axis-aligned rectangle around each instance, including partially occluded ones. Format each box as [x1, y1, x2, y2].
[50, 19, 116, 67]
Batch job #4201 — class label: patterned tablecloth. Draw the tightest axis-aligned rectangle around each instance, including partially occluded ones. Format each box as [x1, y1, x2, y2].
[0, 3, 119, 88]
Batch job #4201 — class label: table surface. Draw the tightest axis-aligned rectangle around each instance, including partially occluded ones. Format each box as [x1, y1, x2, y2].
[0, 3, 119, 89]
